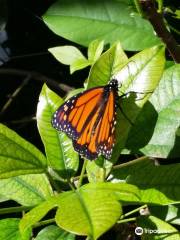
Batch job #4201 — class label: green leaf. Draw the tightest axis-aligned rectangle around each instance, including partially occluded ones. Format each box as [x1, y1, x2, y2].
[88, 39, 104, 63]
[87, 41, 128, 88]
[43, 0, 160, 51]
[20, 197, 58, 237]
[0, 124, 47, 179]
[70, 58, 90, 74]
[0, 195, 8, 202]
[126, 64, 180, 158]
[111, 159, 180, 205]
[48, 46, 90, 73]
[20, 182, 139, 239]
[37, 84, 79, 178]
[55, 183, 139, 239]
[86, 157, 113, 183]
[0, 174, 53, 206]
[141, 65, 180, 158]
[0, 218, 31, 240]
[35, 225, 75, 240]
[80, 182, 140, 203]
[137, 215, 180, 239]
[149, 205, 180, 226]
[112, 45, 165, 160]
[55, 188, 121, 239]
[165, 61, 174, 69]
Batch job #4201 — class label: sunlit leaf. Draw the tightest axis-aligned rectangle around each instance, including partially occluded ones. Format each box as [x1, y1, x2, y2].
[0, 218, 31, 240]
[0, 174, 53, 206]
[110, 159, 180, 205]
[88, 39, 104, 63]
[49, 46, 90, 73]
[137, 215, 180, 239]
[20, 182, 139, 239]
[35, 225, 75, 240]
[37, 84, 79, 178]
[43, 0, 160, 51]
[0, 124, 47, 179]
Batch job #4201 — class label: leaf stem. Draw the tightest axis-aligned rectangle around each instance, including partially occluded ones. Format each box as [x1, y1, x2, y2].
[117, 217, 136, 224]
[113, 156, 149, 170]
[77, 159, 88, 188]
[67, 179, 76, 190]
[85, 237, 93, 240]
[46, 171, 62, 192]
[33, 218, 55, 228]
[73, 156, 149, 182]
[120, 204, 147, 219]
[0, 206, 31, 215]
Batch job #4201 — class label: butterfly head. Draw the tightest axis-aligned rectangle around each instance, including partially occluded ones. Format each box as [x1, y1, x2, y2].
[109, 78, 119, 91]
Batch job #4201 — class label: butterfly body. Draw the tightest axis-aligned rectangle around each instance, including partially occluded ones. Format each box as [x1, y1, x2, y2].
[52, 79, 119, 160]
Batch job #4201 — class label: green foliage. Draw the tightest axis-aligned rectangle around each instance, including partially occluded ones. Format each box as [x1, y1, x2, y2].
[43, 0, 160, 51]
[48, 39, 105, 74]
[1, 0, 180, 237]
[0, 218, 31, 240]
[36, 84, 79, 178]
[149, 205, 180, 226]
[126, 64, 180, 158]
[49, 46, 90, 74]
[20, 182, 139, 239]
[0, 174, 53, 206]
[0, 39, 179, 239]
[0, 124, 47, 178]
[87, 41, 128, 88]
[111, 159, 180, 205]
[35, 225, 75, 240]
[137, 215, 180, 239]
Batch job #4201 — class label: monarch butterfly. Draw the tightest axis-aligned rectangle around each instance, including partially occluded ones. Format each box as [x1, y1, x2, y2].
[52, 79, 120, 160]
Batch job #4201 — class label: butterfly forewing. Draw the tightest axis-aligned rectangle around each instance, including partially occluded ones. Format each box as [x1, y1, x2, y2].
[52, 87, 104, 140]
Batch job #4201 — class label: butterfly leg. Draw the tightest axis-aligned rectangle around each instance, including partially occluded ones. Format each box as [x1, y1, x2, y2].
[116, 102, 134, 126]
[119, 90, 153, 101]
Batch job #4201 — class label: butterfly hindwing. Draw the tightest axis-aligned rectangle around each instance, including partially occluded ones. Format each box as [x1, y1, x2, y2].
[96, 91, 116, 159]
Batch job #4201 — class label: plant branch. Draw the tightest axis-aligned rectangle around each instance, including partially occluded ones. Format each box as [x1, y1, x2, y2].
[0, 68, 70, 93]
[112, 156, 149, 170]
[139, 0, 180, 63]
[0, 74, 30, 116]
[120, 204, 147, 219]
[7, 115, 36, 124]
[77, 159, 88, 188]
[33, 218, 55, 228]
[117, 217, 136, 224]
